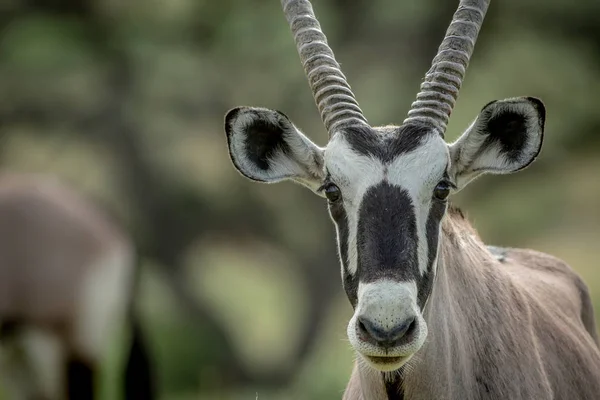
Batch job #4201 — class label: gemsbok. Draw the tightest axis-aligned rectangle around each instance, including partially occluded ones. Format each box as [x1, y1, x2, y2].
[0, 173, 153, 400]
[223, 0, 600, 398]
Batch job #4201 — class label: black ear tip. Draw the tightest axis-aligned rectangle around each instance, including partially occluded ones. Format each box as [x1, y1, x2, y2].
[274, 109, 291, 121]
[224, 107, 245, 130]
[525, 96, 544, 108]
[525, 96, 546, 124]
[481, 99, 498, 111]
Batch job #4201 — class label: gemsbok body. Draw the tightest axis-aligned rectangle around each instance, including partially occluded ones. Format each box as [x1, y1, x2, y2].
[0, 173, 153, 400]
[223, 0, 600, 398]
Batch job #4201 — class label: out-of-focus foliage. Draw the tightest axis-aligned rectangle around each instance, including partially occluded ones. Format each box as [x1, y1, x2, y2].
[0, 0, 599, 398]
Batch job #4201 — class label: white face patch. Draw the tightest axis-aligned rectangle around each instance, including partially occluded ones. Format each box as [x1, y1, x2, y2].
[325, 132, 449, 277]
[326, 134, 385, 276]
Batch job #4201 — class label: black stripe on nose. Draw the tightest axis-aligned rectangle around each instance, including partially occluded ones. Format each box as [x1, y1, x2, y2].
[417, 199, 446, 308]
[330, 202, 359, 307]
[357, 182, 418, 282]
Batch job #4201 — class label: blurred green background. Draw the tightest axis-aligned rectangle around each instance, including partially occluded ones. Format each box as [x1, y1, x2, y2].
[1, 0, 599, 398]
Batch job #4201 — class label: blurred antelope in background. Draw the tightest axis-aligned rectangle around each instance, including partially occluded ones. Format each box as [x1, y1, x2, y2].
[222, 0, 600, 398]
[0, 173, 153, 400]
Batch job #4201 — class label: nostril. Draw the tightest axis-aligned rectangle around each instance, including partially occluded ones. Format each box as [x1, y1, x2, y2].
[389, 316, 416, 343]
[405, 317, 417, 337]
[356, 315, 417, 348]
[358, 319, 367, 334]
[357, 316, 379, 341]
[357, 316, 393, 344]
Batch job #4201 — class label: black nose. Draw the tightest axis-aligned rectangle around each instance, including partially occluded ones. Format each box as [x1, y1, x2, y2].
[357, 315, 416, 348]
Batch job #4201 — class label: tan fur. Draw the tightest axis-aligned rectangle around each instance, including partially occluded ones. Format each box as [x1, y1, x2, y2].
[345, 208, 600, 399]
[0, 173, 134, 398]
[343, 365, 364, 400]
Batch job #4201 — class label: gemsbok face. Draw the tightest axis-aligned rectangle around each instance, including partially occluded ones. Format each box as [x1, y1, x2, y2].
[225, 0, 544, 371]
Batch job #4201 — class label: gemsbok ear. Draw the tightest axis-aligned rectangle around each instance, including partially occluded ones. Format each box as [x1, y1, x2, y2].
[225, 107, 325, 192]
[448, 97, 545, 190]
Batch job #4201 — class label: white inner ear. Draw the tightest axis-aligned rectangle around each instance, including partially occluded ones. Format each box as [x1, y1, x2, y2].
[276, 124, 326, 192]
[449, 99, 543, 190]
[228, 108, 325, 192]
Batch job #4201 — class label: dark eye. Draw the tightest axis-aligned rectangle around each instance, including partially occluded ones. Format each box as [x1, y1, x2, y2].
[433, 181, 451, 201]
[324, 183, 342, 203]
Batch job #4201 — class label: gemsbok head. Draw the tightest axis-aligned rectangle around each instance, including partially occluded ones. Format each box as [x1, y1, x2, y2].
[0, 173, 153, 400]
[223, 0, 600, 398]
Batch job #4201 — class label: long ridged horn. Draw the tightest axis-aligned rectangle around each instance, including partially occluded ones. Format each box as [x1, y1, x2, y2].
[404, 0, 490, 136]
[281, 0, 368, 136]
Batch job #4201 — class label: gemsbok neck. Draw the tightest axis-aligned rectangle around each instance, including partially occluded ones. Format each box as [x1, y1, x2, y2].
[366, 207, 600, 399]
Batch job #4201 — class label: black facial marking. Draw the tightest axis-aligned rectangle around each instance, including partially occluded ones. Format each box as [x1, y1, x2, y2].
[243, 115, 291, 170]
[384, 369, 405, 400]
[342, 124, 432, 162]
[329, 201, 358, 306]
[357, 183, 418, 283]
[483, 111, 527, 162]
[418, 199, 447, 308]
